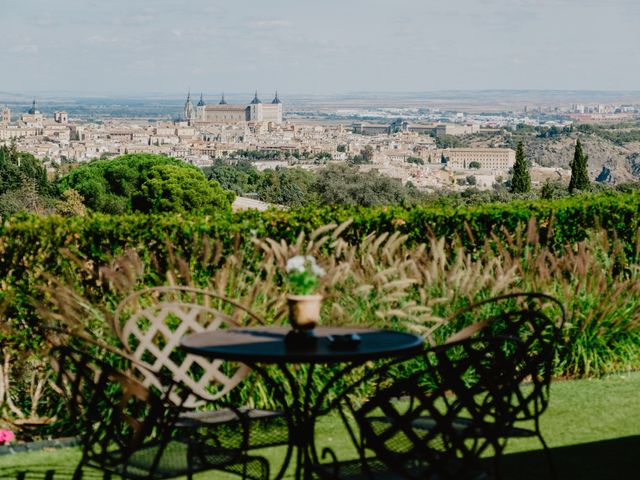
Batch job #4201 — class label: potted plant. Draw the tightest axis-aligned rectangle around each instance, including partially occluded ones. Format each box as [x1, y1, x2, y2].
[286, 255, 325, 333]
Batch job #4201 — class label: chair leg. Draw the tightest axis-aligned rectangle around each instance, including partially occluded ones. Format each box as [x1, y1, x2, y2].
[273, 443, 294, 480]
[72, 465, 83, 480]
[535, 422, 557, 480]
[491, 449, 505, 480]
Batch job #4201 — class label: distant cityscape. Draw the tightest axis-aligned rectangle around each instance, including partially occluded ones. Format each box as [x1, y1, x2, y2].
[1, 91, 639, 192]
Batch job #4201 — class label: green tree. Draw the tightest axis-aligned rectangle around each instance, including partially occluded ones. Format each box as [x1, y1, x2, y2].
[435, 134, 465, 149]
[406, 156, 424, 165]
[0, 143, 50, 196]
[55, 188, 87, 216]
[57, 153, 233, 214]
[134, 164, 234, 214]
[204, 161, 318, 207]
[361, 145, 374, 162]
[312, 164, 408, 207]
[256, 167, 317, 207]
[0, 177, 49, 217]
[349, 145, 375, 165]
[569, 139, 590, 193]
[541, 178, 569, 200]
[510, 141, 531, 193]
[468, 161, 481, 169]
[203, 160, 259, 196]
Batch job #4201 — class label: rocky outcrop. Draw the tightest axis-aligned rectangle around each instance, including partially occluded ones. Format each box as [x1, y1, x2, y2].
[471, 132, 640, 185]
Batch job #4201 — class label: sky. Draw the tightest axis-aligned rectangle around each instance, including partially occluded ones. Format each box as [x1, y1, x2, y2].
[1, 0, 639, 95]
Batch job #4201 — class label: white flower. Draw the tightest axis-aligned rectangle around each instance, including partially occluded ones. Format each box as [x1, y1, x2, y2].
[286, 255, 307, 273]
[286, 255, 325, 277]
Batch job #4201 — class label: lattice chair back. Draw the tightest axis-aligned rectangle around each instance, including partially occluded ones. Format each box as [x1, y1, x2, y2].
[446, 293, 566, 423]
[339, 336, 524, 480]
[50, 346, 176, 476]
[113, 286, 266, 409]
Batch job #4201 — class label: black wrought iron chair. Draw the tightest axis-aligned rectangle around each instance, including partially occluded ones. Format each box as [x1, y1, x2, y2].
[50, 345, 269, 480]
[313, 335, 525, 479]
[112, 287, 290, 456]
[444, 293, 565, 475]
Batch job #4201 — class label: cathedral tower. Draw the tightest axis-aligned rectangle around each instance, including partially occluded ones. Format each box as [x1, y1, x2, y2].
[183, 90, 194, 124]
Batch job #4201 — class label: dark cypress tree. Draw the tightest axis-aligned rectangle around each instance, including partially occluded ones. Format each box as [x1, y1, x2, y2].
[569, 139, 590, 193]
[510, 141, 531, 193]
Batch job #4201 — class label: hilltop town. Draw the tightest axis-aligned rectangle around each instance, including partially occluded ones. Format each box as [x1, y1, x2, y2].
[2, 92, 640, 191]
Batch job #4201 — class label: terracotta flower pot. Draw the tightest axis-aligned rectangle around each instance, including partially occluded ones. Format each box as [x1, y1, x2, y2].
[287, 294, 323, 331]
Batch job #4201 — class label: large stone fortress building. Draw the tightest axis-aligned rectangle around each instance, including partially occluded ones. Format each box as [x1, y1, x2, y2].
[183, 91, 283, 125]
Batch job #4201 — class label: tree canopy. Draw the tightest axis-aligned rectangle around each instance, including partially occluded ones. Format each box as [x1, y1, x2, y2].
[435, 134, 466, 149]
[204, 160, 260, 196]
[0, 143, 50, 196]
[203, 161, 316, 206]
[0, 143, 53, 217]
[57, 153, 234, 214]
[256, 167, 316, 207]
[312, 164, 409, 207]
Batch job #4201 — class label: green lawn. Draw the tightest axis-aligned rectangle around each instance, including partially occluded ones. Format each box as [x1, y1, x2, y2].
[1, 372, 639, 479]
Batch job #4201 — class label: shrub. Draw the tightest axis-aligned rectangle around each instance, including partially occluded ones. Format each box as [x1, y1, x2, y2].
[56, 153, 233, 214]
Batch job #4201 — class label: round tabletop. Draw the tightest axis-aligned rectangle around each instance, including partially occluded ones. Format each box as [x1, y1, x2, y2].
[180, 326, 424, 364]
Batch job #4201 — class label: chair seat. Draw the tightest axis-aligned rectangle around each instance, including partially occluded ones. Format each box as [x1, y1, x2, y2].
[95, 439, 268, 480]
[176, 407, 282, 426]
[367, 415, 535, 440]
[176, 407, 289, 449]
[410, 416, 535, 438]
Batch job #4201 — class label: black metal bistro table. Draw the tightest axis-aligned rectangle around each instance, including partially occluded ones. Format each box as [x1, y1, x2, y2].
[181, 326, 423, 480]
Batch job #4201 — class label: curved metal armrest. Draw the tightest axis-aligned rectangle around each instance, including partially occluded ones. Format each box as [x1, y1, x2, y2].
[444, 292, 567, 344]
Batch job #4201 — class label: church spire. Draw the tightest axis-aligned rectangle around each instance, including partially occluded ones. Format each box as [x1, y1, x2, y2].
[272, 90, 281, 104]
[28, 99, 37, 115]
[219, 93, 227, 105]
[197, 93, 205, 107]
[250, 90, 262, 104]
[183, 89, 194, 122]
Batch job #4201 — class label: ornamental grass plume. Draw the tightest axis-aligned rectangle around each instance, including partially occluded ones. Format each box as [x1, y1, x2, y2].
[36, 218, 640, 386]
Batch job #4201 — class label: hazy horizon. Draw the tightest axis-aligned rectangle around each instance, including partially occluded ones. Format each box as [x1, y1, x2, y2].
[2, 0, 639, 95]
[2, 89, 640, 100]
